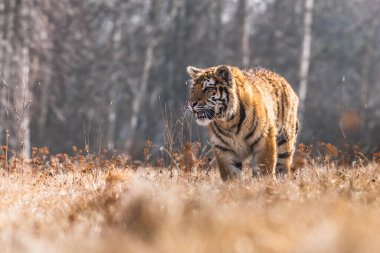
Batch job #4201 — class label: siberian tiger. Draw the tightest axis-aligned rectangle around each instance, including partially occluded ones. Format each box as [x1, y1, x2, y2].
[186, 65, 299, 180]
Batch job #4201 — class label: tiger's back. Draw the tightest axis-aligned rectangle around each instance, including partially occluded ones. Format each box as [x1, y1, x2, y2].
[186, 65, 299, 180]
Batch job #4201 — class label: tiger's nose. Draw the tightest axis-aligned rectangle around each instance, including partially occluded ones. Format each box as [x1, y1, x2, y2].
[189, 101, 198, 108]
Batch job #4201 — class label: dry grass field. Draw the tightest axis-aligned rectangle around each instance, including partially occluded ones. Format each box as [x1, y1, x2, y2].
[0, 146, 380, 253]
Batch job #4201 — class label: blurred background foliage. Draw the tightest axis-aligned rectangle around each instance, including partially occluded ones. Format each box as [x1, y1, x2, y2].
[0, 0, 379, 158]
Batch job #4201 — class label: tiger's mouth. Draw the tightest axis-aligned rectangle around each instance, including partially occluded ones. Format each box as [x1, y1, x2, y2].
[194, 109, 215, 120]
[194, 110, 215, 126]
[195, 112, 208, 120]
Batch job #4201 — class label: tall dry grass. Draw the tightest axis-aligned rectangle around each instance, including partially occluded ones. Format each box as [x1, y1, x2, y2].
[0, 147, 380, 253]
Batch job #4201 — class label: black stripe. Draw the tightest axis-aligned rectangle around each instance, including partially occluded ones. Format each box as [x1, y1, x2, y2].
[236, 101, 246, 134]
[214, 144, 234, 153]
[211, 124, 230, 147]
[277, 138, 287, 146]
[276, 134, 287, 146]
[224, 87, 229, 104]
[281, 92, 285, 124]
[284, 91, 290, 107]
[214, 122, 230, 137]
[295, 120, 299, 134]
[274, 88, 280, 120]
[250, 134, 263, 151]
[245, 118, 258, 140]
[232, 161, 242, 170]
[278, 152, 291, 159]
[216, 87, 223, 102]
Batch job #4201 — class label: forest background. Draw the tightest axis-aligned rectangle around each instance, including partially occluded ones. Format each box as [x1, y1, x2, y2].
[1, 0, 379, 159]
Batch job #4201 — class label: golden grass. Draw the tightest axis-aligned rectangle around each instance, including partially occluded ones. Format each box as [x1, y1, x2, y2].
[0, 160, 380, 253]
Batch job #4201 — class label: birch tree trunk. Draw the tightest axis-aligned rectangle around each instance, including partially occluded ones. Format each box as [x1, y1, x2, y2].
[359, 4, 379, 148]
[125, 0, 180, 150]
[0, 0, 11, 145]
[126, 38, 157, 150]
[36, 0, 52, 141]
[7, 0, 36, 159]
[214, 0, 223, 63]
[298, 0, 314, 126]
[19, 47, 31, 159]
[107, 85, 117, 150]
[241, 0, 251, 68]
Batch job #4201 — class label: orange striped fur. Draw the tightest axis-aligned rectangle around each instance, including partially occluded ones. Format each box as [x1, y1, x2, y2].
[186, 65, 299, 180]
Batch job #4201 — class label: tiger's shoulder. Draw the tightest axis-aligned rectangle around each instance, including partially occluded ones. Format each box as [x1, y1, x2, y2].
[238, 67, 298, 101]
[242, 67, 288, 87]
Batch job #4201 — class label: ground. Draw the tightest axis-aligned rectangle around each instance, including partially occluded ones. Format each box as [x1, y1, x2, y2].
[0, 153, 380, 253]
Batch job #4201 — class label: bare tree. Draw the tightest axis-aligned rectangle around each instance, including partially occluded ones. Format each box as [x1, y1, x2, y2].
[0, 0, 379, 159]
[126, 0, 181, 150]
[0, 0, 40, 158]
[298, 0, 314, 127]
[359, 0, 380, 148]
[241, 0, 251, 68]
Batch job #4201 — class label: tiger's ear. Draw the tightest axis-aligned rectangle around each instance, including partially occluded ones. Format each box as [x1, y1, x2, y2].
[215, 65, 232, 85]
[186, 66, 203, 79]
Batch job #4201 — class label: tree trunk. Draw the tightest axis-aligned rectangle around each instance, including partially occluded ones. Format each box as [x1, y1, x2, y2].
[297, 0, 314, 126]
[15, 47, 32, 159]
[359, 5, 379, 149]
[37, 0, 52, 141]
[0, 0, 12, 145]
[214, 0, 223, 63]
[107, 85, 117, 150]
[241, 0, 251, 68]
[126, 38, 157, 149]
[125, 0, 180, 151]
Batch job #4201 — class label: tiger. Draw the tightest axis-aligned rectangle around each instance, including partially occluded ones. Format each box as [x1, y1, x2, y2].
[186, 65, 299, 181]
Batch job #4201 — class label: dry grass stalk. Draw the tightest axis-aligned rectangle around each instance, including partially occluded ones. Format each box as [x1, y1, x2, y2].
[0, 145, 380, 252]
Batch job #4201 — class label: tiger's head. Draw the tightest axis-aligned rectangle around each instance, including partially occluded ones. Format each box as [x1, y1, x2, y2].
[186, 65, 238, 126]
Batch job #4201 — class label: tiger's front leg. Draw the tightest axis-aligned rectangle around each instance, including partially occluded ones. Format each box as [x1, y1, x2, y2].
[214, 149, 242, 181]
[252, 127, 276, 179]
